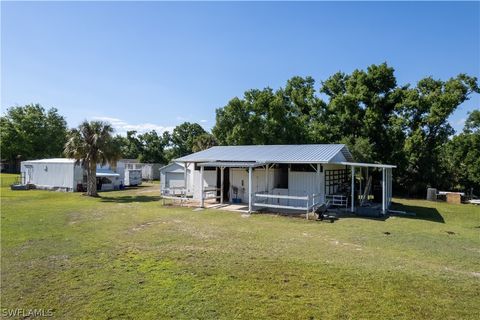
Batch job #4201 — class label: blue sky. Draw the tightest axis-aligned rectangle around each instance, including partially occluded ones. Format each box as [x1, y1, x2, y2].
[2, 1, 479, 135]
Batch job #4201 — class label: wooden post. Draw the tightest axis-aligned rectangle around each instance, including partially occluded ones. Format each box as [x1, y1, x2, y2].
[382, 167, 386, 214]
[220, 167, 224, 204]
[351, 166, 355, 213]
[248, 166, 253, 213]
[200, 165, 204, 208]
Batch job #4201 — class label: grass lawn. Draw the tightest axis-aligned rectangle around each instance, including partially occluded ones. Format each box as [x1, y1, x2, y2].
[1, 173, 479, 319]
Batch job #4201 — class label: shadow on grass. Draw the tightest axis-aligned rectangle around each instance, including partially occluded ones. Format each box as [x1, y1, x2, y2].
[123, 185, 151, 190]
[340, 212, 390, 222]
[100, 195, 161, 203]
[390, 202, 445, 223]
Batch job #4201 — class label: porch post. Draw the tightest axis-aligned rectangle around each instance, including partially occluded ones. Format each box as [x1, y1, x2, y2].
[220, 167, 224, 204]
[248, 166, 253, 213]
[264, 165, 268, 193]
[316, 163, 320, 195]
[200, 165, 205, 208]
[184, 162, 188, 197]
[382, 167, 386, 214]
[351, 166, 355, 213]
[359, 167, 362, 200]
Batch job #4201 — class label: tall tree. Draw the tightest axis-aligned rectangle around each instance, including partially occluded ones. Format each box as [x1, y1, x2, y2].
[169, 122, 207, 159]
[137, 130, 169, 163]
[212, 76, 319, 145]
[0, 104, 67, 169]
[444, 110, 480, 192]
[318, 63, 404, 164]
[120, 130, 142, 159]
[64, 121, 121, 197]
[398, 75, 479, 193]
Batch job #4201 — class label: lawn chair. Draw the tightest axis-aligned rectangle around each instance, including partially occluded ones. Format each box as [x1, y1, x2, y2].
[315, 200, 336, 223]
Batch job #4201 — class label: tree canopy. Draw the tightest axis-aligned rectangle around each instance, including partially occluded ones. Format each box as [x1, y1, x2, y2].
[0, 104, 68, 163]
[444, 110, 480, 192]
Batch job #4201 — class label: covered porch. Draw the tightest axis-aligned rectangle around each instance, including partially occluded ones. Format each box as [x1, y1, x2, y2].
[193, 160, 394, 217]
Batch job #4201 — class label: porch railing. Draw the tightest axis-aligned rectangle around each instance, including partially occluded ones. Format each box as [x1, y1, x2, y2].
[253, 192, 322, 219]
[326, 194, 348, 208]
[161, 186, 187, 197]
[202, 187, 222, 201]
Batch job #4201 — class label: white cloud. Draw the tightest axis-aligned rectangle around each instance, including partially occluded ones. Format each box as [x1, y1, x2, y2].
[200, 119, 208, 123]
[92, 116, 174, 136]
[455, 118, 466, 126]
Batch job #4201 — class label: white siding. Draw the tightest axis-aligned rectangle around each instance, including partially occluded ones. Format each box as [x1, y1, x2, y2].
[21, 161, 76, 191]
[193, 169, 217, 200]
[229, 168, 275, 203]
[165, 172, 184, 188]
[288, 171, 322, 207]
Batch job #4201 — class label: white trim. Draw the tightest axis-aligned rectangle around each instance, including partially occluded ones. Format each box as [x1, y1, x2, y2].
[339, 162, 396, 169]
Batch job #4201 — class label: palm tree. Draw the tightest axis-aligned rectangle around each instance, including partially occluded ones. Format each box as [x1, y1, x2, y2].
[64, 121, 121, 196]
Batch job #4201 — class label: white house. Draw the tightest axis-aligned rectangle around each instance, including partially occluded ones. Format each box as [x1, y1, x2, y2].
[169, 144, 395, 214]
[159, 162, 193, 196]
[20, 158, 122, 192]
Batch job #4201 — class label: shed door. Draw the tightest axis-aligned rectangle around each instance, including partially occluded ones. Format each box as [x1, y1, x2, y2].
[166, 172, 184, 188]
[25, 165, 34, 184]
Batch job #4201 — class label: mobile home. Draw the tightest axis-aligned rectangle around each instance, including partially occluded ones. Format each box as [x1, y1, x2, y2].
[20, 158, 122, 192]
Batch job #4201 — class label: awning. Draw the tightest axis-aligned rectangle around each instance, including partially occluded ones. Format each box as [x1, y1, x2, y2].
[197, 161, 266, 168]
[96, 172, 120, 177]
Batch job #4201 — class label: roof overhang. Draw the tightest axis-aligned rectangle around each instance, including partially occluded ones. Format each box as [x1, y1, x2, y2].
[198, 161, 266, 168]
[338, 162, 396, 169]
[96, 172, 120, 177]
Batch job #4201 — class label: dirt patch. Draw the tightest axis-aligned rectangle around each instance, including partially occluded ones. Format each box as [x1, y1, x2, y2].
[131, 221, 161, 232]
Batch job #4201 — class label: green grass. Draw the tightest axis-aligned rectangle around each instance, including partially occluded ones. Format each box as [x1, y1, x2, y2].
[1, 173, 479, 319]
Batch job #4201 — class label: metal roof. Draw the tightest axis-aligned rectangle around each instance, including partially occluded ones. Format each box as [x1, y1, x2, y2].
[198, 161, 266, 168]
[159, 162, 190, 173]
[175, 144, 354, 163]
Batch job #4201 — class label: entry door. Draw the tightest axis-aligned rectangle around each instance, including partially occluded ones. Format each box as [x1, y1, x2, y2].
[216, 168, 230, 202]
[25, 165, 33, 184]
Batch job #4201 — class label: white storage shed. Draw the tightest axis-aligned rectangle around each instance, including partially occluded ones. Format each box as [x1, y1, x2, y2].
[20, 159, 83, 192]
[20, 158, 121, 192]
[159, 162, 193, 196]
